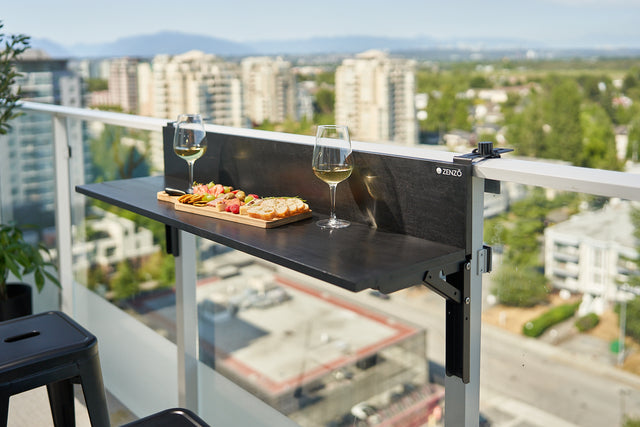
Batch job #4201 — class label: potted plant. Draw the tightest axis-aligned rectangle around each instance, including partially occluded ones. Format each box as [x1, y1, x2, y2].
[0, 223, 60, 320]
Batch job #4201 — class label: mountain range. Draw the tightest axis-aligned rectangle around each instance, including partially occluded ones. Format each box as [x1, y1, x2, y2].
[30, 30, 544, 59]
[29, 30, 639, 60]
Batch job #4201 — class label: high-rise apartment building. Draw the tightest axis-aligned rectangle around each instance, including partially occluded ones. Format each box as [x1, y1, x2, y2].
[0, 54, 85, 225]
[137, 61, 154, 117]
[108, 57, 139, 113]
[335, 50, 418, 145]
[241, 57, 296, 125]
[150, 50, 243, 127]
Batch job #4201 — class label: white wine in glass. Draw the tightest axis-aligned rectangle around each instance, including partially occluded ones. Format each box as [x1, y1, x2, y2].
[173, 114, 207, 193]
[312, 125, 353, 229]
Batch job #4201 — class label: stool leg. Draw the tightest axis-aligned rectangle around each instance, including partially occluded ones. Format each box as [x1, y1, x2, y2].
[78, 355, 110, 427]
[1, 393, 9, 427]
[47, 379, 76, 427]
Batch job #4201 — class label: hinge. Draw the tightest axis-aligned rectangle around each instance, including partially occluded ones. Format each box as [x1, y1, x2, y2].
[478, 245, 492, 274]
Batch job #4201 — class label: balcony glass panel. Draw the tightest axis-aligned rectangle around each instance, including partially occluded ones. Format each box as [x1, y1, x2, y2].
[0, 112, 59, 314]
[482, 187, 640, 427]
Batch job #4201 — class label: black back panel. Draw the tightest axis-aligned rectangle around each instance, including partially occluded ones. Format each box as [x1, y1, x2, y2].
[163, 126, 472, 252]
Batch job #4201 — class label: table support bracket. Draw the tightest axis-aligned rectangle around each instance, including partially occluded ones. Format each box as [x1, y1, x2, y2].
[422, 260, 471, 383]
[165, 225, 180, 256]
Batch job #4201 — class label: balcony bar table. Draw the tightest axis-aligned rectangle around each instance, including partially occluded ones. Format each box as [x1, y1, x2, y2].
[76, 127, 491, 426]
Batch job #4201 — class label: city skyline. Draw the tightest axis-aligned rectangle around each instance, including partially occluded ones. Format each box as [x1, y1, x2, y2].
[3, 0, 640, 49]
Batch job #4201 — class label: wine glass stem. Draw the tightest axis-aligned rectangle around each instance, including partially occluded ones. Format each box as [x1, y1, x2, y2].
[187, 161, 195, 192]
[188, 162, 195, 190]
[328, 183, 337, 222]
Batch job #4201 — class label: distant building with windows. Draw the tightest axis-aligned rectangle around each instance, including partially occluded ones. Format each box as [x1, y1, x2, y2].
[108, 57, 139, 113]
[137, 61, 154, 117]
[149, 50, 243, 127]
[0, 53, 85, 225]
[544, 200, 639, 312]
[241, 57, 297, 125]
[335, 50, 418, 145]
[296, 80, 315, 123]
[71, 210, 160, 272]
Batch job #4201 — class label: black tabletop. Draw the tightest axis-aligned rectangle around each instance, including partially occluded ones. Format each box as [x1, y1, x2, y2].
[76, 176, 466, 293]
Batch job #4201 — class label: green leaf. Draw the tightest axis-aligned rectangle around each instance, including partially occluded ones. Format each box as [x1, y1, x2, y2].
[34, 269, 44, 292]
[44, 270, 61, 288]
[4, 253, 23, 279]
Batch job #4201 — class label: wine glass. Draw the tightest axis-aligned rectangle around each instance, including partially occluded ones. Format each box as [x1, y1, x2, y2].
[312, 125, 354, 229]
[173, 114, 207, 193]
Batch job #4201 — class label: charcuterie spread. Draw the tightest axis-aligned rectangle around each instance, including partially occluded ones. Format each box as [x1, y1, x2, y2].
[157, 181, 312, 228]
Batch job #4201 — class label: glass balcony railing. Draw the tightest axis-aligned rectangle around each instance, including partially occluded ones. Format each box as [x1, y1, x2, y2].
[2, 101, 640, 427]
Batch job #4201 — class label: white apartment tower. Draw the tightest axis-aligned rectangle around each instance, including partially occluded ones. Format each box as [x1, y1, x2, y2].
[137, 61, 153, 117]
[151, 50, 243, 127]
[108, 57, 139, 113]
[335, 50, 418, 145]
[241, 57, 296, 125]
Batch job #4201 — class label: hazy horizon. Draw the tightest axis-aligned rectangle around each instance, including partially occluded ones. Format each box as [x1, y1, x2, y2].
[4, 0, 640, 49]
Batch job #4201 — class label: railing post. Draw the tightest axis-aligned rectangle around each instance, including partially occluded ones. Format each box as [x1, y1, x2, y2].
[174, 229, 199, 412]
[444, 175, 484, 426]
[52, 114, 74, 315]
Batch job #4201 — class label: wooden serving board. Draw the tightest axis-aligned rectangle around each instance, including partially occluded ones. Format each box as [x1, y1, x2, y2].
[157, 191, 179, 203]
[157, 191, 312, 228]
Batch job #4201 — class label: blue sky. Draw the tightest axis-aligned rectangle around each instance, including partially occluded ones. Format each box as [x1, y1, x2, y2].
[3, 0, 640, 48]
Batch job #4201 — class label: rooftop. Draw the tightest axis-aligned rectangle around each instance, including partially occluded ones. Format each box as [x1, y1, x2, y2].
[547, 200, 639, 248]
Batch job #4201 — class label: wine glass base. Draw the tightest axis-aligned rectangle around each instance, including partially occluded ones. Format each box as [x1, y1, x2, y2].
[316, 218, 350, 229]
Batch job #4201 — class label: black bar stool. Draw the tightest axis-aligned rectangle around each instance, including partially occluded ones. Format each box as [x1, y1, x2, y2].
[122, 408, 210, 426]
[0, 311, 110, 427]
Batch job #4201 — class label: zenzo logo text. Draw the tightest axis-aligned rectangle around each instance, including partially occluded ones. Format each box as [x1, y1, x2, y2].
[435, 167, 463, 177]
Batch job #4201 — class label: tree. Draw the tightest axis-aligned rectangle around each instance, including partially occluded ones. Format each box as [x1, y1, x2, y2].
[486, 189, 580, 307]
[623, 416, 640, 427]
[492, 264, 548, 307]
[627, 117, 640, 162]
[86, 264, 108, 292]
[86, 78, 108, 92]
[469, 75, 491, 89]
[628, 206, 640, 289]
[486, 191, 550, 306]
[90, 124, 151, 181]
[541, 76, 583, 162]
[425, 84, 471, 132]
[315, 71, 335, 86]
[314, 88, 335, 116]
[620, 296, 640, 342]
[505, 91, 546, 157]
[622, 67, 639, 93]
[254, 115, 314, 135]
[0, 21, 30, 134]
[617, 207, 640, 343]
[579, 103, 620, 171]
[138, 251, 174, 289]
[110, 260, 138, 301]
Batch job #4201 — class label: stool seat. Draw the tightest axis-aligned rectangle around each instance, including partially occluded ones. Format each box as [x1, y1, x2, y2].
[0, 311, 109, 427]
[122, 408, 210, 427]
